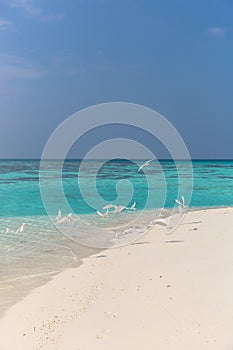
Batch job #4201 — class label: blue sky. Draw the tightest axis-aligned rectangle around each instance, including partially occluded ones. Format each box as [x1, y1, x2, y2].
[0, 0, 232, 158]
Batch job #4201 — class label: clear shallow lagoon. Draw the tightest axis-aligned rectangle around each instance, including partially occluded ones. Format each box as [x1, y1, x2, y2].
[1, 159, 233, 217]
[0, 159, 233, 313]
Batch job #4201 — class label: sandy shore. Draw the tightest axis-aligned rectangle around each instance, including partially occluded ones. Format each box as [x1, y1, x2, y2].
[0, 207, 233, 350]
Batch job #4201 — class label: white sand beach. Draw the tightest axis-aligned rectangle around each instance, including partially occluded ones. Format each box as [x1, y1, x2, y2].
[0, 207, 233, 350]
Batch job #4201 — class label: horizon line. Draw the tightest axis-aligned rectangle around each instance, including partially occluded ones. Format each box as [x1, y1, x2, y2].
[0, 158, 233, 161]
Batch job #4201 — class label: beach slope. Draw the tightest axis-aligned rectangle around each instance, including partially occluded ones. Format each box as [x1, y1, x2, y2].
[0, 207, 233, 350]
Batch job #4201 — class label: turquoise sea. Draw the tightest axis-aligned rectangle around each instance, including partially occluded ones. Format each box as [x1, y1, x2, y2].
[0, 159, 233, 313]
[1, 159, 233, 216]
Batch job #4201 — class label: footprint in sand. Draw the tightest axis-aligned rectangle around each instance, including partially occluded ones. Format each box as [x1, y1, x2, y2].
[96, 329, 110, 340]
[104, 311, 117, 318]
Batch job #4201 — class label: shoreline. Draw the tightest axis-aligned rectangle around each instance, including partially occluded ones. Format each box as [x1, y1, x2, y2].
[1, 203, 232, 218]
[0, 205, 228, 317]
[0, 207, 233, 349]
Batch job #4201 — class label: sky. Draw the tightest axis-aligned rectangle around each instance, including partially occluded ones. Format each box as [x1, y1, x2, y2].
[0, 0, 232, 159]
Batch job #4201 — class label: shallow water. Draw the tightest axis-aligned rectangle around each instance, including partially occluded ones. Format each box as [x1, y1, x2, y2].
[1, 160, 233, 217]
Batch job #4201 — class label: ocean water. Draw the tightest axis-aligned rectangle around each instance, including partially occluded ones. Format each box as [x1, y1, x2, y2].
[0, 159, 233, 313]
